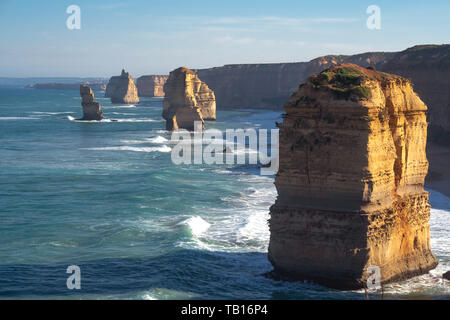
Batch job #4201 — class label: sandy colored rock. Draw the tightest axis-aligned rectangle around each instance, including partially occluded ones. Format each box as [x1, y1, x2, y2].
[166, 107, 204, 131]
[79, 85, 103, 121]
[268, 63, 438, 289]
[105, 69, 139, 104]
[136, 75, 168, 97]
[162, 67, 215, 130]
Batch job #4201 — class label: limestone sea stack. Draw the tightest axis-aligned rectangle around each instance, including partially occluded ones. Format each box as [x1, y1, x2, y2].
[136, 75, 168, 97]
[105, 69, 139, 104]
[79, 85, 103, 121]
[162, 67, 216, 131]
[268, 63, 438, 289]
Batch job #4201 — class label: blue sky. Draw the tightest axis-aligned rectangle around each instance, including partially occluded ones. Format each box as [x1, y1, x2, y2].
[0, 0, 449, 77]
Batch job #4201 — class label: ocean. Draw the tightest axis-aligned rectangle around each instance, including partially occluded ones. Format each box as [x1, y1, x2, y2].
[0, 85, 449, 299]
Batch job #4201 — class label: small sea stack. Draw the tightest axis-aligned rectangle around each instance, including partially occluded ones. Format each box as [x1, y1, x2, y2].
[105, 69, 139, 104]
[268, 63, 438, 289]
[79, 85, 103, 121]
[162, 67, 216, 131]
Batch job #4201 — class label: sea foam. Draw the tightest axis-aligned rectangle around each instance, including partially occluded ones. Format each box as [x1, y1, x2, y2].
[82, 145, 172, 153]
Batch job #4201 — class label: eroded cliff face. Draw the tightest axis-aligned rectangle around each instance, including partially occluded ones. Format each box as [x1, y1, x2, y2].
[136, 75, 168, 97]
[80, 85, 103, 121]
[105, 69, 139, 104]
[195, 52, 394, 110]
[381, 45, 450, 146]
[162, 67, 216, 130]
[269, 64, 437, 289]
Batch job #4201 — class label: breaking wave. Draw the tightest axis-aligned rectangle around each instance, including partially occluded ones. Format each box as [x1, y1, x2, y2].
[179, 216, 211, 237]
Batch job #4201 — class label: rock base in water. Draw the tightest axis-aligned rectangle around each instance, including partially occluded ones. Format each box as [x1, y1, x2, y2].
[80, 85, 103, 121]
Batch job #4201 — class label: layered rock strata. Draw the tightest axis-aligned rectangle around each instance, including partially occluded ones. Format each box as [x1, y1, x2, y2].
[162, 67, 216, 130]
[79, 85, 103, 121]
[136, 75, 168, 97]
[105, 69, 139, 104]
[268, 64, 438, 289]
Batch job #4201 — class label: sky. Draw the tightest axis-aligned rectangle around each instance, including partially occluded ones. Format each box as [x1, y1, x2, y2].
[0, 0, 449, 77]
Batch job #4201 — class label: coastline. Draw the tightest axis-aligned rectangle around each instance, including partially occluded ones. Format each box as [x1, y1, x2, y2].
[426, 143, 450, 198]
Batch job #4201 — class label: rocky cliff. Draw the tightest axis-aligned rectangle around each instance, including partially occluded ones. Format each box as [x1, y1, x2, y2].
[195, 45, 449, 146]
[268, 64, 438, 289]
[381, 45, 450, 146]
[79, 85, 103, 121]
[105, 69, 139, 104]
[195, 52, 394, 110]
[162, 67, 216, 130]
[136, 75, 168, 97]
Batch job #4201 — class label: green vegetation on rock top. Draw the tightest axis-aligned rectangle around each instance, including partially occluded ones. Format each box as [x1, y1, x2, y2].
[311, 65, 372, 101]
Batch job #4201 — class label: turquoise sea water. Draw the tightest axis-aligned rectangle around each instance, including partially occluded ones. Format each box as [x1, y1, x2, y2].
[0, 86, 449, 299]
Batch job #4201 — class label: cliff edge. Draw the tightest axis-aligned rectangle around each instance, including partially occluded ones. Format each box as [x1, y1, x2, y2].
[268, 64, 438, 289]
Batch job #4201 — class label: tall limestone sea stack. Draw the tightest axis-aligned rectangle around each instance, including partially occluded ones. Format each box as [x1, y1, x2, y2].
[79, 85, 103, 121]
[105, 69, 139, 104]
[162, 67, 216, 131]
[268, 64, 438, 289]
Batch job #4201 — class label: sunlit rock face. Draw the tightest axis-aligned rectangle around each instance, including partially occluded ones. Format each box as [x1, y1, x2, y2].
[80, 85, 103, 121]
[136, 75, 168, 97]
[268, 63, 438, 289]
[105, 69, 139, 104]
[162, 67, 216, 130]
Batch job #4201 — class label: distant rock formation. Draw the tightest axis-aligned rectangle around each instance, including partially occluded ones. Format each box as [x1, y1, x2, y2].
[162, 67, 216, 130]
[136, 75, 168, 97]
[268, 64, 438, 289]
[26, 81, 107, 91]
[105, 69, 139, 104]
[79, 85, 103, 121]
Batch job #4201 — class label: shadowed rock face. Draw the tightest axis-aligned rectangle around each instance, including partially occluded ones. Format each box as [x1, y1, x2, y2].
[162, 67, 216, 130]
[381, 45, 450, 146]
[105, 69, 139, 104]
[269, 64, 438, 289]
[80, 85, 103, 121]
[136, 75, 168, 97]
